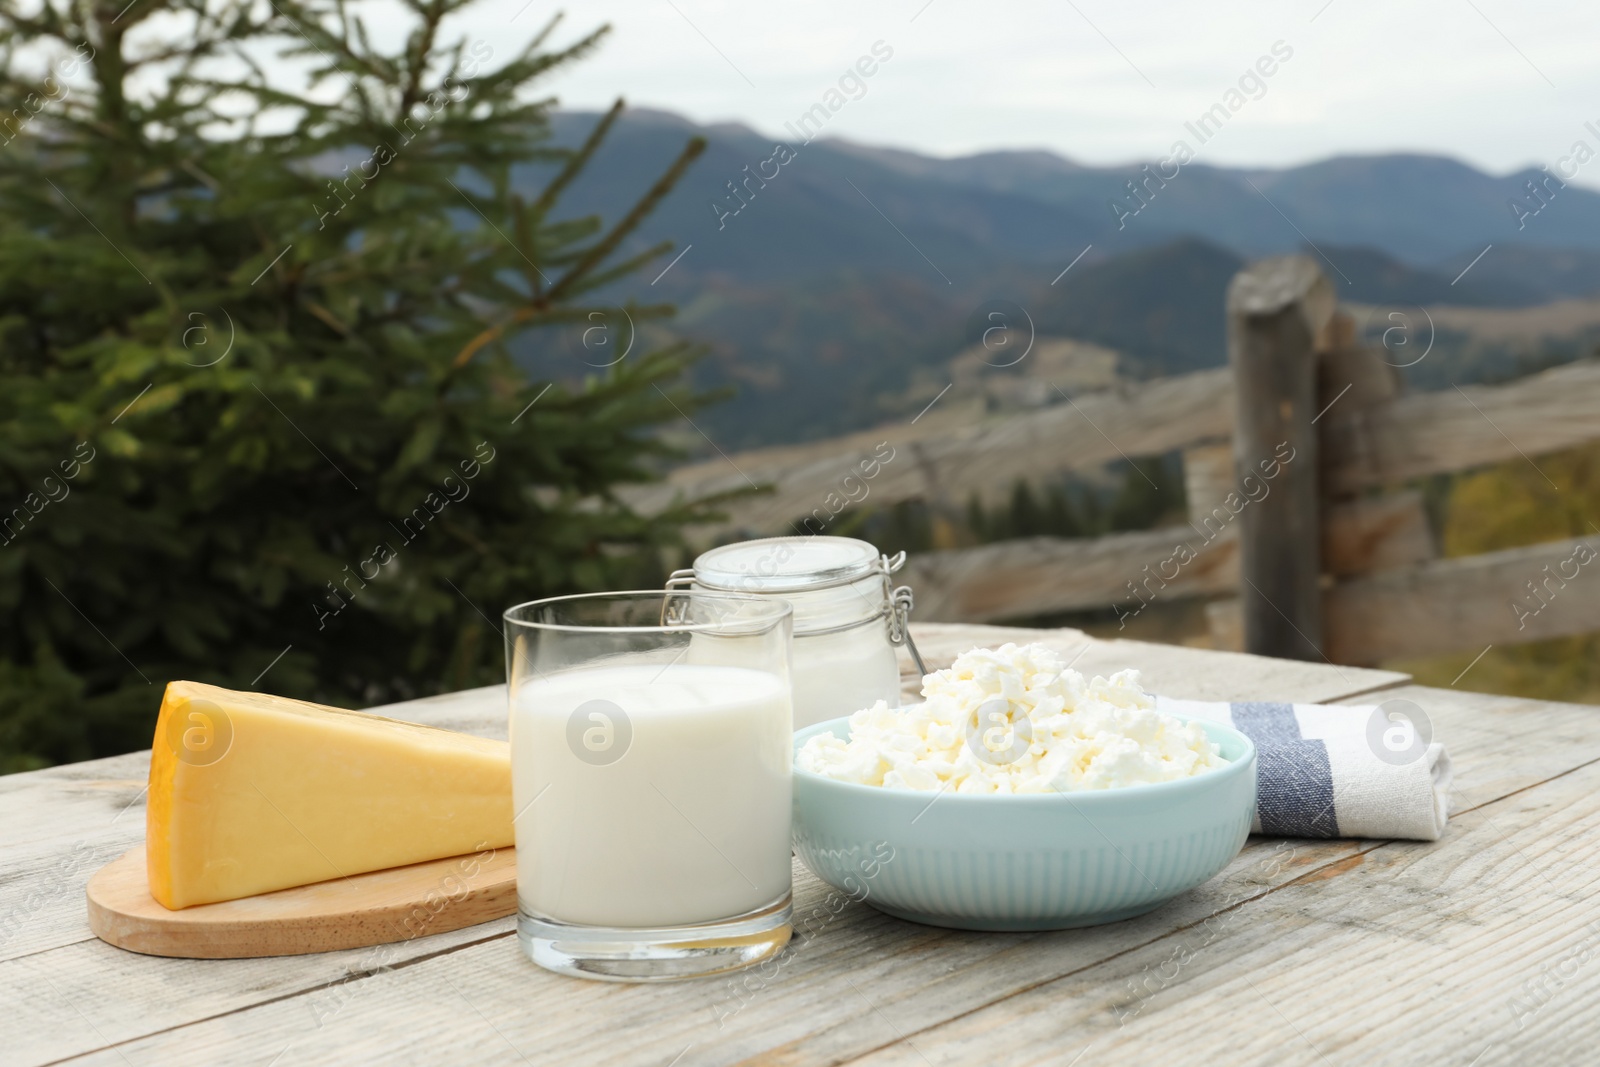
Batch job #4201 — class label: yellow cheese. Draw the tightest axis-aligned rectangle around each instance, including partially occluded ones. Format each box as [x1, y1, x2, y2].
[147, 680, 512, 910]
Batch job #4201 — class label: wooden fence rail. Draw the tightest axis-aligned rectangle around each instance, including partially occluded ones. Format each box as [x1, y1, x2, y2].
[625, 369, 1235, 536]
[1323, 359, 1600, 493]
[644, 255, 1600, 667]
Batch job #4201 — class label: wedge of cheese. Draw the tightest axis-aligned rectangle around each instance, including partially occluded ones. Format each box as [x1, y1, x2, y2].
[147, 680, 513, 909]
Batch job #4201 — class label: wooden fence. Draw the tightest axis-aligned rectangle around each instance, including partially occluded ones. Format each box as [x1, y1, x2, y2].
[633, 255, 1600, 666]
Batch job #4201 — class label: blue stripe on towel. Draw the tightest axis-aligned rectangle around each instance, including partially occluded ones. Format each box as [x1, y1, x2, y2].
[1254, 741, 1339, 838]
[1226, 703, 1340, 836]
[1229, 702, 1303, 744]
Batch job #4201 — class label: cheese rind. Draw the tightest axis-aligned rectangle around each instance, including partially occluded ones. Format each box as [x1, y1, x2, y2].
[147, 681, 513, 910]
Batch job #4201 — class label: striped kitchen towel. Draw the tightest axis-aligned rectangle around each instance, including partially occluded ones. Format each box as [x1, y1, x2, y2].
[1155, 696, 1453, 841]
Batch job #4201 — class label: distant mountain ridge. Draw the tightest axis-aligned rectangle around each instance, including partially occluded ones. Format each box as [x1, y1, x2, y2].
[540, 109, 1600, 287]
[510, 109, 1600, 451]
[532, 110, 1103, 287]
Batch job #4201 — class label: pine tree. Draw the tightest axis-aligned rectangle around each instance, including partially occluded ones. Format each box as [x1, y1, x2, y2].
[1041, 482, 1079, 539]
[1107, 457, 1178, 531]
[1008, 480, 1041, 538]
[0, 0, 724, 770]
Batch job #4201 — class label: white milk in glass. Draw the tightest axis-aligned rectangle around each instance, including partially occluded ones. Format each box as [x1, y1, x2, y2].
[510, 662, 792, 929]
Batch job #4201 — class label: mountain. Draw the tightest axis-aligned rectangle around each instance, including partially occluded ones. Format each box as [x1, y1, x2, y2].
[531, 111, 1108, 288]
[1246, 155, 1587, 264]
[638, 239, 1242, 449]
[1318, 243, 1542, 307]
[1444, 243, 1600, 302]
[512, 110, 1600, 451]
[538, 111, 1600, 284]
[1030, 239, 1243, 375]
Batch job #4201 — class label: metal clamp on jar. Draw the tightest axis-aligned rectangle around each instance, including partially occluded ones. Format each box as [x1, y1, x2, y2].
[668, 536, 926, 729]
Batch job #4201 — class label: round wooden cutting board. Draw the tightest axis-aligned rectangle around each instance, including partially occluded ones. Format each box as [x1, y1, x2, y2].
[86, 844, 518, 959]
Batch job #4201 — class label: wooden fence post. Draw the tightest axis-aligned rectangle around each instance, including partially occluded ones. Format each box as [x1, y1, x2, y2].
[1226, 256, 1335, 660]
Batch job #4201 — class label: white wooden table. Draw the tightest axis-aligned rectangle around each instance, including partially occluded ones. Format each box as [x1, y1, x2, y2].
[5, 623, 1598, 1066]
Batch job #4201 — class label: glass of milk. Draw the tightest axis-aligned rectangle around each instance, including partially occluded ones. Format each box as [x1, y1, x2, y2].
[504, 590, 794, 981]
[670, 536, 922, 729]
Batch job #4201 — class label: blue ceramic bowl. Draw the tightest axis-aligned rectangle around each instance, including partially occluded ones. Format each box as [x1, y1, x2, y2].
[791, 715, 1256, 931]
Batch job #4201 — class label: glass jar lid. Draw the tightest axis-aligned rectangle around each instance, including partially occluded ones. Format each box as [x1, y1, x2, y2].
[689, 536, 882, 594]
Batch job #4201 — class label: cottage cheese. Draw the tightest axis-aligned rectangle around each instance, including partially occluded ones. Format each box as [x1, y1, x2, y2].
[796, 642, 1226, 794]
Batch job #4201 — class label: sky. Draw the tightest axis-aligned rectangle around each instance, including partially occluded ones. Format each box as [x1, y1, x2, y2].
[421, 0, 1600, 185]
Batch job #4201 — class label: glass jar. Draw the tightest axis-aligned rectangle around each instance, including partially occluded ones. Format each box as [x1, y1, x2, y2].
[670, 536, 925, 729]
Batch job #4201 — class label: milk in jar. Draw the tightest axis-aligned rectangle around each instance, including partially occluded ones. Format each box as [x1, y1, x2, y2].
[672, 537, 919, 728]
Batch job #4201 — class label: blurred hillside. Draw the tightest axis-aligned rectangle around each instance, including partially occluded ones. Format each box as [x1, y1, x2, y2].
[541, 109, 1600, 279]
[511, 110, 1600, 451]
[1388, 442, 1600, 703]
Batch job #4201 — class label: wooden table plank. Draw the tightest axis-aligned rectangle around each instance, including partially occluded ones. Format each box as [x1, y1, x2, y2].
[24, 845, 1378, 1067]
[12, 628, 1582, 1067]
[833, 740, 1600, 1067]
